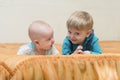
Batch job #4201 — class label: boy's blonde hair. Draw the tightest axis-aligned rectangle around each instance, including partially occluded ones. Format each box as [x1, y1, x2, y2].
[67, 11, 93, 30]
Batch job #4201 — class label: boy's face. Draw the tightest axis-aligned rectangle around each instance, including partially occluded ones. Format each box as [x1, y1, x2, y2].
[35, 30, 54, 51]
[67, 28, 90, 45]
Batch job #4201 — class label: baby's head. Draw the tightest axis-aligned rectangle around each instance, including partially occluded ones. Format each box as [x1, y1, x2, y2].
[28, 20, 54, 50]
[67, 11, 93, 44]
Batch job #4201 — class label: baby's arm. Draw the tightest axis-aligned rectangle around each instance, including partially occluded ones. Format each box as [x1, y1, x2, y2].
[17, 44, 31, 55]
[52, 45, 60, 55]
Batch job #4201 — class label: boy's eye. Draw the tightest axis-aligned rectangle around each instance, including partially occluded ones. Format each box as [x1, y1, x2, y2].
[75, 32, 80, 36]
[68, 31, 71, 34]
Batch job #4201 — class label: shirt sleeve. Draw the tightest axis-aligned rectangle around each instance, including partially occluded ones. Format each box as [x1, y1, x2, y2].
[91, 38, 102, 54]
[62, 37, 72, 55]
[17, 44, 32, 55]
[52, 45, 60, 55]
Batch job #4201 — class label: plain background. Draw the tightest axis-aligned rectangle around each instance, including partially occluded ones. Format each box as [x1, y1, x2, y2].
[0, 0, 120, 44]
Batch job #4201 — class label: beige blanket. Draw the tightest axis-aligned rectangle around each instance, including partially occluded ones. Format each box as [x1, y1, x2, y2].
[0, 42, 119, 80]
[0, 54, 120, 80]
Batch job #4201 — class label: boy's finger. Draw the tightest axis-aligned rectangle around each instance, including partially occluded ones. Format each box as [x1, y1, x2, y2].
[77, 45, 83, 50]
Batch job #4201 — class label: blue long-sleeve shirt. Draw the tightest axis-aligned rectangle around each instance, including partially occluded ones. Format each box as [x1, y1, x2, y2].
[62, 30, 102, 55]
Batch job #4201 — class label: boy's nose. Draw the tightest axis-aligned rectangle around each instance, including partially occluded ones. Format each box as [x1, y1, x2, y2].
[70, 34, 75, 39]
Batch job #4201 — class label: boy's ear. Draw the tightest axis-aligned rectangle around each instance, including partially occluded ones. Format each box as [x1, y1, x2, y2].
[86, 29, 92, 37]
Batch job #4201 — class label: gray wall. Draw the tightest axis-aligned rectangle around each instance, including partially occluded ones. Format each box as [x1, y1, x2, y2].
[0, 0, 120, 43]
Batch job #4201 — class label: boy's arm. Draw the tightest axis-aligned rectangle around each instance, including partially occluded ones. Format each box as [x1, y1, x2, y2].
[90, 40, 102, 54]
[62, 38, 72, 55]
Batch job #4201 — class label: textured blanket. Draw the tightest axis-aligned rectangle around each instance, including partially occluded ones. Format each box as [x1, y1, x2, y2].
[0, 42, 119, 80]
[0, 54, 120, 80]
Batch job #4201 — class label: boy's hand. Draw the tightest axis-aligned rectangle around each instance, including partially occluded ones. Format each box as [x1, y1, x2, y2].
[83, 51, 90, 54]
[72, 45, 91, 55]
[72, 45, 83, 54]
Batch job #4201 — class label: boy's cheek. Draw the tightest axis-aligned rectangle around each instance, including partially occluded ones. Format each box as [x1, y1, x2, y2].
[67, 35, 70, 38]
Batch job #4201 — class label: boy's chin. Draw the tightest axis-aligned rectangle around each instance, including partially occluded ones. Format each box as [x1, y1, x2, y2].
[71, 41, 78, 44]
[71, 40, 82, 44]
[72, 42, 82, 45]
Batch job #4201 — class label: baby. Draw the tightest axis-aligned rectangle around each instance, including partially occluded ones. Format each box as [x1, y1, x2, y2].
[17, 20, 59, 55]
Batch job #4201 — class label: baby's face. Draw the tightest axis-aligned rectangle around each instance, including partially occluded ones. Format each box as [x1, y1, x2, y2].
[67, 28, 89, 45]
[38, 30, 54, 50]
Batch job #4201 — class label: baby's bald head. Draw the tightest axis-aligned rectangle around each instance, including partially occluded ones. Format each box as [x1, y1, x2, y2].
[28, 20, 53, 41]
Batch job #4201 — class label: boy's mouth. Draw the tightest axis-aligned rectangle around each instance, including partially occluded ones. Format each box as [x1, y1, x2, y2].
[71, 39, 77, 42]
[71, 40, 78, 44]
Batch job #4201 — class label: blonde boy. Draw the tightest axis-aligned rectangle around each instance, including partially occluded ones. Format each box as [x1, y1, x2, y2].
[62, 11, 102, 55]
[17, 20, 59, 55]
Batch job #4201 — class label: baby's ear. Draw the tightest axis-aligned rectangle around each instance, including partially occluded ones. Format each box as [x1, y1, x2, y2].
[34, 40, 40, 46]
[86, 29, 92, 37]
